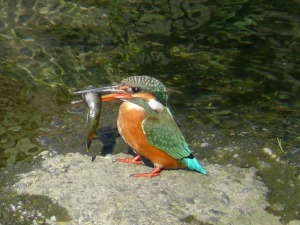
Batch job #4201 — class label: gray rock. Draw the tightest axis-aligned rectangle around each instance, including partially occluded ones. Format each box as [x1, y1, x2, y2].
[10, 152, 282, 225]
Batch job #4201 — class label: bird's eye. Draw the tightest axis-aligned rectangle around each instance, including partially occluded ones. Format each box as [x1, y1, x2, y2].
[131, 87, 141, 93]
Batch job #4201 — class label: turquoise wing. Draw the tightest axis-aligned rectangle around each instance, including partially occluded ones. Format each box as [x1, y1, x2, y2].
[142, 107, 191, 160]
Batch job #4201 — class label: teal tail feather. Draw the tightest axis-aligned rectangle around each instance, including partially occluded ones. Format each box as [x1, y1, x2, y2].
[182, 157, 207, 175]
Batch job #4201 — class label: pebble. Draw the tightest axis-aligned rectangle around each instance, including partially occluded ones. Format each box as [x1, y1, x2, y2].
[201, 142, 211, 148]
[0, 138, 8, 144]
[263, 147, 277, 158]
[8, 126, 22, 132]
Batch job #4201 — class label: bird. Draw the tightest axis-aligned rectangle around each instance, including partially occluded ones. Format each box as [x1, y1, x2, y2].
[75, 75, 206, 177]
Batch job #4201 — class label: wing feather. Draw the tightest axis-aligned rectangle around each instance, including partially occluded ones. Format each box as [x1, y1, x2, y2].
[142, 108, 191, 159]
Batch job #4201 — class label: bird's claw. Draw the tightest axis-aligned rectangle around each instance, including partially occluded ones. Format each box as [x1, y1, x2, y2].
[113, 155, 143, 165]
[129, 167, 162, 178]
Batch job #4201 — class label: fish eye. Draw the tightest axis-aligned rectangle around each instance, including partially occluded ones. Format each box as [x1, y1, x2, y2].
[131, 87, 141, 93]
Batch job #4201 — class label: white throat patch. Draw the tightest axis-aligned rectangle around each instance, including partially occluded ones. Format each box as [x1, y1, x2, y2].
[123, 100, 144, 111]
[148, 99, 165, 112]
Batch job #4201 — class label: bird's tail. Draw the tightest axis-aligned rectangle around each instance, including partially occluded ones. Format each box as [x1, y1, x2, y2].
[182, 155, 206, 175]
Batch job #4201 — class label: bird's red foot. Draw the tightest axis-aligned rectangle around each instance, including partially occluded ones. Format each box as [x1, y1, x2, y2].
[114, 155, 143, 165]
[130, 167, 162, 178]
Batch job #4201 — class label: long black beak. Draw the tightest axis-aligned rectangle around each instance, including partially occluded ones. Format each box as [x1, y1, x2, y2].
[73, 84, 133, 103]
[73, 85, 124, 95]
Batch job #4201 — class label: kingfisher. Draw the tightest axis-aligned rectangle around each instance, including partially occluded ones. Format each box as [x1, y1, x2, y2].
[75, 76, 206, 177]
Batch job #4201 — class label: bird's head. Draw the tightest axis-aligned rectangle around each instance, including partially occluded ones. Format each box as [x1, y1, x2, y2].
[74, 76, 168, 108]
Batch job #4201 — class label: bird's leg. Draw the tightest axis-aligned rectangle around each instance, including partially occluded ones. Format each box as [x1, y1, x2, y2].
[130, 167, 162, 178]
[114, 155, 143, 165]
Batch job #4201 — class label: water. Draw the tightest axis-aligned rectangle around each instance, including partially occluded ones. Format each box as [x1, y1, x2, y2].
[0, 0, 299, 223]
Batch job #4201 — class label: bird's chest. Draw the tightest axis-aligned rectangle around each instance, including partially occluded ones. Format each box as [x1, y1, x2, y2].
[117, 102, 147, 149]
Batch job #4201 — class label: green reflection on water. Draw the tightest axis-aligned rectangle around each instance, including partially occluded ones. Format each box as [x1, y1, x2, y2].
[0, 0, 299, 222]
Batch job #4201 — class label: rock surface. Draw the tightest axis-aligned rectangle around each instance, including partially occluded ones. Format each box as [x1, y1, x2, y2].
[6, 151, 284, 225]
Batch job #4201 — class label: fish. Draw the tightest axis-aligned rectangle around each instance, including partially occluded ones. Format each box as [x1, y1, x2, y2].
[72, 87, 102, 154]
[83, 91, 102, 152]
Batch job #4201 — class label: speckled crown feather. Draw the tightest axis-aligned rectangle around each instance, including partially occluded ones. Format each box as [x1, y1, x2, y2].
[121, 76, 168, 106]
